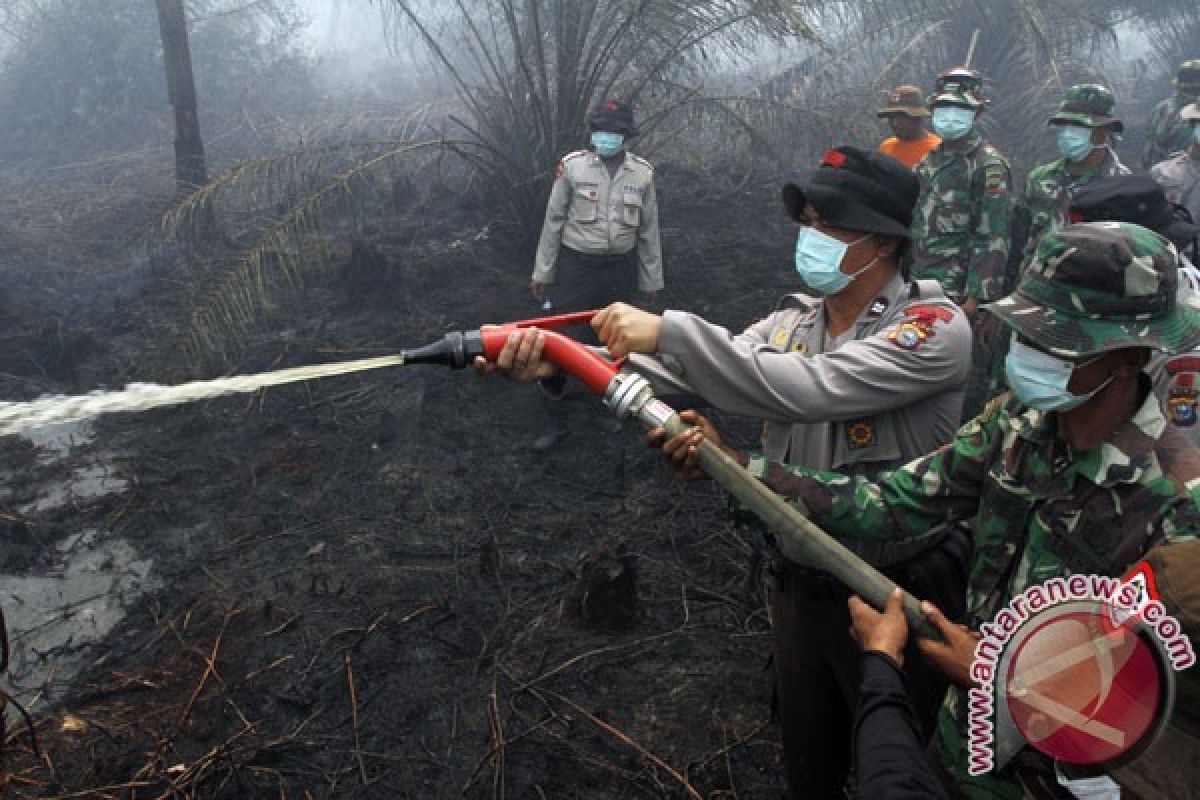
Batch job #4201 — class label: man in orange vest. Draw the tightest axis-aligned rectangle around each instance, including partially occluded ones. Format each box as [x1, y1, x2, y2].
[877, 84, 941, 169]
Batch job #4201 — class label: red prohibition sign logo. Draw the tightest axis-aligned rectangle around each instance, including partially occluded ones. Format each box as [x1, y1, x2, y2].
[1003, 607, 1168, 765]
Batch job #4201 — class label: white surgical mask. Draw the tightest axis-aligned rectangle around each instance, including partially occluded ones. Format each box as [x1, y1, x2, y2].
[793, 228, 874, 295]
[1004, 335, 1112, 412]
[590, 131, 625, 157]
[1057, 125, 1095, 162]
[931, 106, 976, 140]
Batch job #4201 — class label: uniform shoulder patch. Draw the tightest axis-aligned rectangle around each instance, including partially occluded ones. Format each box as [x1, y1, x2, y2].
[983, 162, 1010, 193]
[902, 303, 956, 325]
[1166, 355, 1200, 428]
[888, 303, 955, 351]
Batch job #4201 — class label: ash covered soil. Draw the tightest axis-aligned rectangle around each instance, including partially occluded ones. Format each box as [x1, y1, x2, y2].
[0, 188, 810, 798]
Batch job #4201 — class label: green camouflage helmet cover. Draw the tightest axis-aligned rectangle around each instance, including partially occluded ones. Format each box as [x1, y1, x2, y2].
[929, 66, 986, 110]
[1048, 83, 1124, 133]
[985, 222, 1200, 358]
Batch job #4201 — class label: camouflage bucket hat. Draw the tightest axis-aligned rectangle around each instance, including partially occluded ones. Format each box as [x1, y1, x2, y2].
[1048, 83, 1124, 134]
[984, 222, 1200, 359]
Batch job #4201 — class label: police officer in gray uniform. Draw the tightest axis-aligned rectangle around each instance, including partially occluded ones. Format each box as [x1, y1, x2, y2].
[529, 100, 663, 450]
[481, 147, 973, 799]
[532, 100, 663, 312]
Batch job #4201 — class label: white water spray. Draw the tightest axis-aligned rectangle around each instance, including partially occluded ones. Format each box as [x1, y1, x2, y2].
[0, 355, 406, 437]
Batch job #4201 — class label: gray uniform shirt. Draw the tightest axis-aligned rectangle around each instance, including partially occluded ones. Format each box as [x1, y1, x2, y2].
[1151, 259, 1200, 447]
[533, 150, 664, 291]
[1151, 151, 1200, 227]
[626, 273, 971, 475]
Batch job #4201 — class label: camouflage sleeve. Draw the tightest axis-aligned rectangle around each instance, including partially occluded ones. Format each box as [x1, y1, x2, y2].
[746, 400, 1003, 544]
[967, 159, 1012, 303]
[1004, 179, 1035, 294]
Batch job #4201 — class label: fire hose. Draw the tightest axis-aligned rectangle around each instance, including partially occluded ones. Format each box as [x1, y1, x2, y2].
[403, 310, 940, 640]
[0, 309, 939, 639]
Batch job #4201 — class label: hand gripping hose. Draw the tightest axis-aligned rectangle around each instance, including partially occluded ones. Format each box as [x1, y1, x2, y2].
[411, 310, 940, 640]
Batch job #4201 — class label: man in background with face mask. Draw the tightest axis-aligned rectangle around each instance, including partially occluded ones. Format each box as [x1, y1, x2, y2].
[909, 67, 1012, 420]
[479, 146, 973, 798]
[877, 84, 942, 168]
[1010, 84, 1129, 287]
[1142, 59, 1200, 170]
[656, 221, 1200, 800]
[529, 99, 663, 450]
[1151, 101, 1200, 230]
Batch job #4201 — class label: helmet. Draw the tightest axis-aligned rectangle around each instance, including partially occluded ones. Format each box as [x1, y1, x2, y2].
[930, 66, 987, 110]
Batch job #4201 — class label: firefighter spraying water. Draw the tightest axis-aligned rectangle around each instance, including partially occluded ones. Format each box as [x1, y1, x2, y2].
[0, 309, 938, 640]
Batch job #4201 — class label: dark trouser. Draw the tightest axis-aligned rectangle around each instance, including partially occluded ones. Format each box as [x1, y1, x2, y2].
[540, 247, 639, 432]
[768, 526, 971, 799]
[546, 245, 638, 320]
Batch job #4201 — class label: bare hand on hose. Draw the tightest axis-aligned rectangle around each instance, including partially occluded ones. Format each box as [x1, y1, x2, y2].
[592, 302, 663, 357]
[848, 588, 909, 667]
[645, 410, 737, 480]
[471, 328, 560, 383]
[916, 600, 982, 689]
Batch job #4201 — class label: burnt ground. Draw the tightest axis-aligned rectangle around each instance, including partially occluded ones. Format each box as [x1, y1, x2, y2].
[0, 183, 811, 798]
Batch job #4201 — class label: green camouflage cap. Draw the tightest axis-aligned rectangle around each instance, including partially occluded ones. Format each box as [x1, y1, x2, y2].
[1048, 83, 1123, 133]
[984, 222, 1200, 359]
[1174, 59, 1200, 92]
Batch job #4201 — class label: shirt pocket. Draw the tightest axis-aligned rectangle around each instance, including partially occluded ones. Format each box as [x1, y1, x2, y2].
[571, 184, 599, 223]
[932, 192, 972, 235]
[621, 189, 643, 227]
[832, 415, 902, 471]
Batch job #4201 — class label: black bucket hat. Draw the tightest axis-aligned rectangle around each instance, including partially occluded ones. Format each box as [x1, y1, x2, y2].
[1070, 175, 1200, 248]
[588, 100, 638, 137]
[781, 147, 919, 238]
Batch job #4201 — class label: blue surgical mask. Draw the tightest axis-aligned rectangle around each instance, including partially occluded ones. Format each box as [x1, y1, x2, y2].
[590, 131, 625, 157]
[1004, 335, 1111, 412]
[1056, 125, 1095, 162]
[794, 228, 873, 295]
[930, 106, 976, 140]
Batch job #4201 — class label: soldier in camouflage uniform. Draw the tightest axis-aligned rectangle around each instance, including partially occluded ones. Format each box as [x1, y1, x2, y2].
[660, 222, 1200, 799]
[1010, 84, 1130, 285]
[1141, 59, 1200, 170]
[909, 68, 1012, 420]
